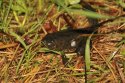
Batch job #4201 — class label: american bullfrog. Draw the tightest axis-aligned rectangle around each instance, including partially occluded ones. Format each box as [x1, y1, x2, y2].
[41, 17, 118, 83]
[42, 15, 125, 55]
[42, 0, 98, 55]
[42, 28, 92, 55]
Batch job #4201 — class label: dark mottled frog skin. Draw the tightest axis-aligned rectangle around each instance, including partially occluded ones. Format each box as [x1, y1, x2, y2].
[42, 16, 122, 55]
[42, 28, 94, 55]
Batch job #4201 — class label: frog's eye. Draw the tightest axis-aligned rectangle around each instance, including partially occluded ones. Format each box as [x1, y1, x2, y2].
[71, 40, 76, 47]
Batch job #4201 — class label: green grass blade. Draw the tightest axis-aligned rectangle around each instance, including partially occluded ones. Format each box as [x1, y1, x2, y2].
[85, 35, 92, 71]
[69, 9, 110, 19]
[53, 0, 110, 19]
[118, 0, 125, 8]
[39, 47, 62, 55]
[108, 45, 121, 62]
[1, 0, 13, 32]
[16, 50, 27, 74]
[24, 4, 53, 36]
[10, 31, 27, 49]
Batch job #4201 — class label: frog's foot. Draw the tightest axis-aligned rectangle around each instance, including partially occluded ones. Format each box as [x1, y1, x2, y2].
[61, 54, 69, 66]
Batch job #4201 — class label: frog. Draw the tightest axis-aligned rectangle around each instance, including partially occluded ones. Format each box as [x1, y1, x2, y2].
[42, 0, 99, 56]
[42, 15, 125, 58]
[42, 28, 93, 55]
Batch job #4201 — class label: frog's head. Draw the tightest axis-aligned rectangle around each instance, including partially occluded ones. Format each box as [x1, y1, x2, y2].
[42, 34, 57, 50]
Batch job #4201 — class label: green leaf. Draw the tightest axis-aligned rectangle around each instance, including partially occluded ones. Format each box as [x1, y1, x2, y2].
[11, 0, 31, 14]
[118, 0, 125, 8]
[39, 48, 62, 55]
[53, 0, 110, 19]
[69, 9, 110, 19]
[85, 35, 92, 71]
[11, 5, 26, 13]
[0, 0, 3, 8]
[68, 0, 80, 5]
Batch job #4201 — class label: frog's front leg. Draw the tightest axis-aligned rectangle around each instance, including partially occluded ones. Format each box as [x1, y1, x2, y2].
[60, 52, 69, 65]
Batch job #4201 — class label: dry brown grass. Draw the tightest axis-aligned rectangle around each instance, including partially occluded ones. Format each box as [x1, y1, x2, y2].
[0, 0, 125, 83]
